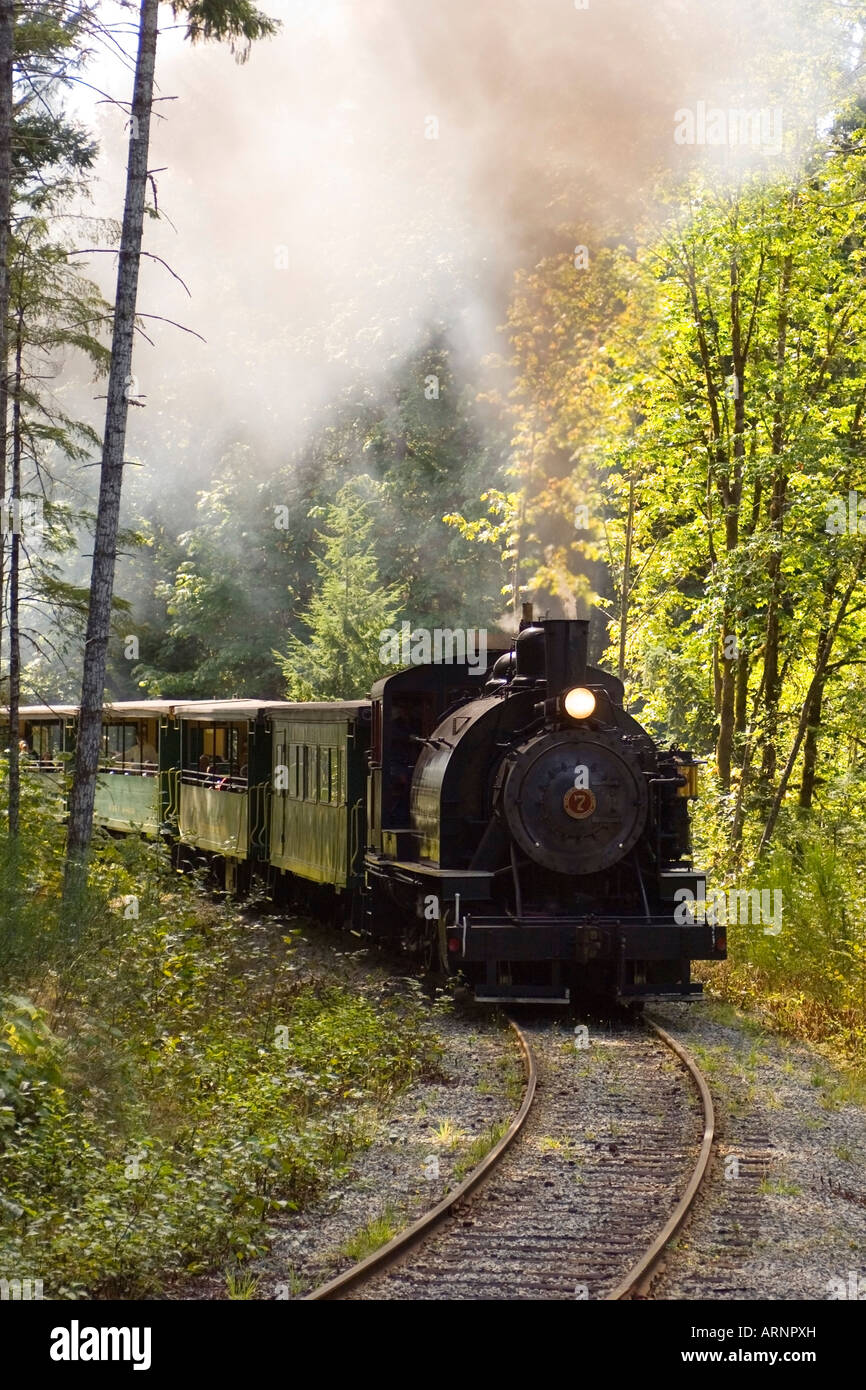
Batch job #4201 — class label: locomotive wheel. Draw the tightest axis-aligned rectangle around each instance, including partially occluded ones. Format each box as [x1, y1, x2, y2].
[418, 922, 438, 974]
[403, 916, 441, 973]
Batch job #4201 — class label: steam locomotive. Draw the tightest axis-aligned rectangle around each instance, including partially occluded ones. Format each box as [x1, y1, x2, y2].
[366, 608, 723, 1003]
[5, 609, 723, 1004]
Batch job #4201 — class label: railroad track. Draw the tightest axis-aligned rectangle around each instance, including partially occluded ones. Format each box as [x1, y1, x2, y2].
[305, 1012, 714, 1301]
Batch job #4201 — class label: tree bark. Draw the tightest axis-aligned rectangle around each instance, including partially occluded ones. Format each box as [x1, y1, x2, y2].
[7, 304, 22, 833]
[715, 251, 748, 789]
[65, 0, 158, 877]
[758, 545, 866, 856]
[797, 673, 824, 810]
[796, 565, 839, 811]
[512, 429, 536, 617]
[717, 634, 736, 788]
[759, 255, 792, 786]
[0, 0, 14, 702]
[731, 665, 767, 855]
[618, 476, 635, 684]
[734, 650, 749, 734]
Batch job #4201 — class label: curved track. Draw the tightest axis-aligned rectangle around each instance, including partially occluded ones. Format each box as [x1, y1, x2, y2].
[306, 1012, 714, 1301]
[606, 1018, 715, 1300]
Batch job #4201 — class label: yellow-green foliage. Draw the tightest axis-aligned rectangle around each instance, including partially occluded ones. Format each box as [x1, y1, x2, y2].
[692, 781, 866, 1067]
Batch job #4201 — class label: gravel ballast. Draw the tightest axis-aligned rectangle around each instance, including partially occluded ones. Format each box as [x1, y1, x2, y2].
[649, 1000, 866, 1301]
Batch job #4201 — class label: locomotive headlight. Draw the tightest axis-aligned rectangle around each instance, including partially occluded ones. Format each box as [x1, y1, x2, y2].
[563, 686, 596, 720]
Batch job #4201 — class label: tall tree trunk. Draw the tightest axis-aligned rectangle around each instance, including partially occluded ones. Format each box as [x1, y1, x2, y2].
[7, 305, 22, 833]
[758, 545, 866, 856]
[796, 566, 838, 812]
[797, 673, 824, 810]
[759, 255, 792, 786]
[717, 631, 736, 788]
[760, 469, 786, 782]
[0, 0, 14, 699]
[618, 476, 635, 683]
[65, 0, 158, 878]
[731, 666, 767, 856]
[734, 651, 749, 734]
[716, 252, 746, 789]
[512, 429, 536, 616]
[734, 470, 761, 747]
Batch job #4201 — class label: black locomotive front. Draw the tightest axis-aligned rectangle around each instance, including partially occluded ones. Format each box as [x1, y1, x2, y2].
[365, 613, 725, 1003]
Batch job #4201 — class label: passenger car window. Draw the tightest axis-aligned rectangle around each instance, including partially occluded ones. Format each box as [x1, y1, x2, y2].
[319, 748, 331, 803]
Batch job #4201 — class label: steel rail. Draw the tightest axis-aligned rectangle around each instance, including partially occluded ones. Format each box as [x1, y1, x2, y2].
[605, 1015, 715, 1300]
[304, 1017, 537, 1300]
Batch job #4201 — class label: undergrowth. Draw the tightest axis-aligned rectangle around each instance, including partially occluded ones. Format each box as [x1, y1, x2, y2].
[0, 771, 442, 1297]
[691, 770, 866, 1076]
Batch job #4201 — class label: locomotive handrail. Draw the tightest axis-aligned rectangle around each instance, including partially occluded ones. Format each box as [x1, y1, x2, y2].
[180, 767, 249, 792]
[97, 764, 159, 776]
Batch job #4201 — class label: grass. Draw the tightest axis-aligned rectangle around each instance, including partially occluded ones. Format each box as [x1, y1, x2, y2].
[431, 1118, 463, 1147]
[759, 1177, 802, 1198]
[539, 1134, 581, 1160]
[496, 1048, 526, 1105]
[452, 1121, 508, 1180]
[340, 1206, 400, 1261]
[226, 1269, 260, 1300]
[280, 1265, 306, 1297]
[820, 1072, 866, 1109]
[539, 1135, 568, 1153]
[689, 1044, 729, 1079]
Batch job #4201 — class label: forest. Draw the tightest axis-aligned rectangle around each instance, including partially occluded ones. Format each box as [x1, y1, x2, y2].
[1, 0, 866, 1305]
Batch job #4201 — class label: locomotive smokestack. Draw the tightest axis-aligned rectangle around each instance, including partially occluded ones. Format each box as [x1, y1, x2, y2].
[520, 601, 534, 630]
[543, 619, 589, 701]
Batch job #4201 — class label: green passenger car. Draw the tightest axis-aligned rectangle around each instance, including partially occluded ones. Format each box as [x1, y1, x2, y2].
[174, 701, 273, 864]
[268, 702, 370, 892]
[94, 700, 182, 835]
[3, 699, 184, 835]
[6, 697, 373, 913]
[1, 704, 77, 819]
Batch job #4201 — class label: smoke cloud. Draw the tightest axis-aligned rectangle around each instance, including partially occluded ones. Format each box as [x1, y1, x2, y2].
[64, 0, 861, 497]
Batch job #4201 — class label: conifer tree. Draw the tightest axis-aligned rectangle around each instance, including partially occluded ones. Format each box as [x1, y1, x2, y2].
[274, 478, 404, 701]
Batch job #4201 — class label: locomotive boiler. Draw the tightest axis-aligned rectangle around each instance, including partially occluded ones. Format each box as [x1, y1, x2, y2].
[365, 609, 724, 1003]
